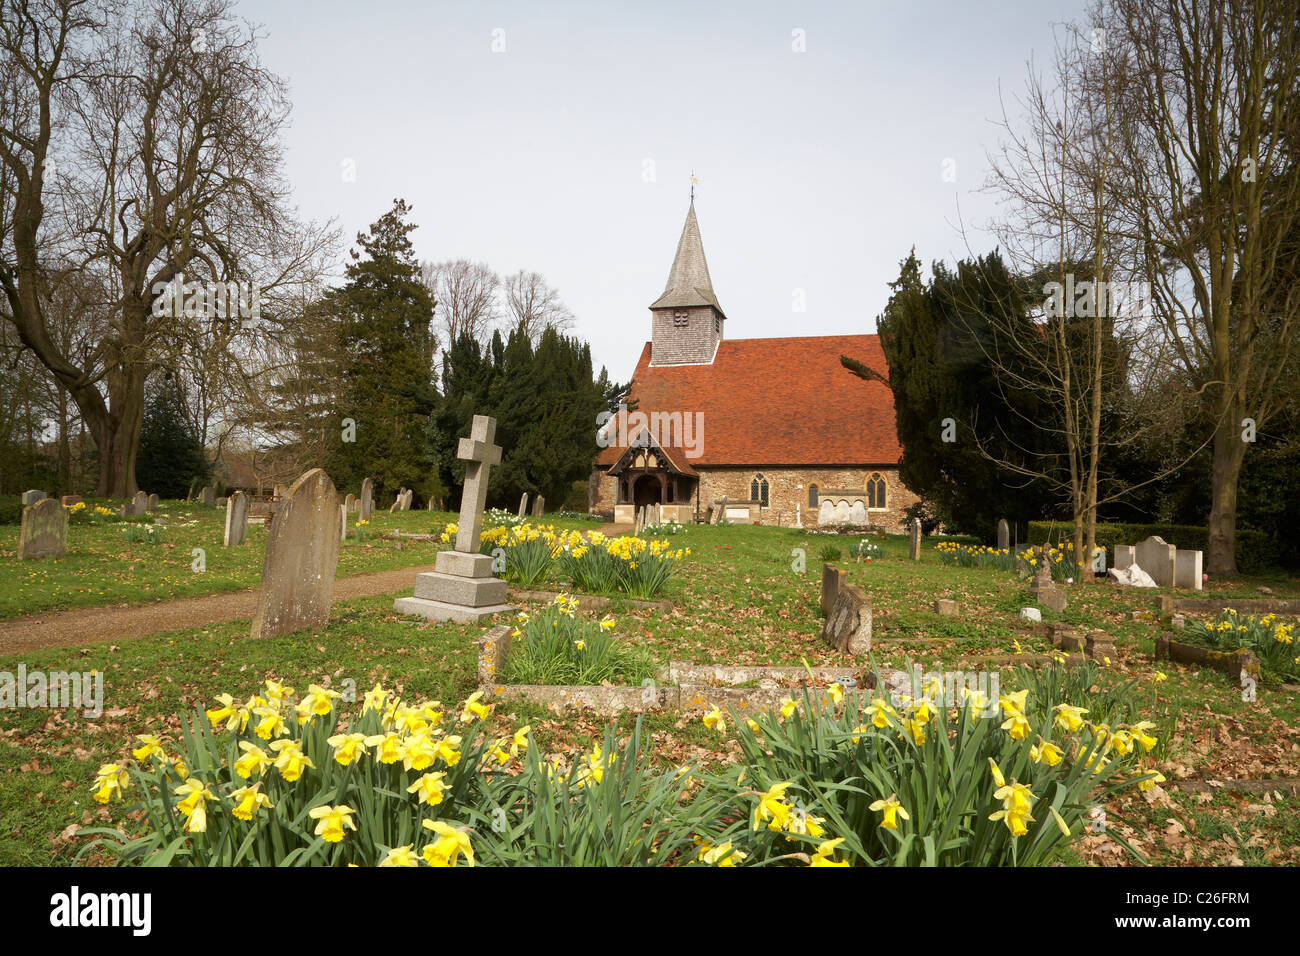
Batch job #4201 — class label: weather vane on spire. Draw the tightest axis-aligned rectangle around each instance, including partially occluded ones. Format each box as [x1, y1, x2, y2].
[690, 170, 698, 202]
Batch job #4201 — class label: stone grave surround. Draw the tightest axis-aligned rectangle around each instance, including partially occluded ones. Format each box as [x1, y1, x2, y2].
[19, 497, 68, 560]
[394, 415, 515, 623]
[250, 469, 341, 638]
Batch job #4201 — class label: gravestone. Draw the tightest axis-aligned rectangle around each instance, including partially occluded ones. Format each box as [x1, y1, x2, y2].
[340, 503, 349, 542]
[517, 493, 529, 519]
[427, 498, 436, 510]
[224, 491, 250, 547]
[834, 500, 850, 524]
[1114, 544, 1135, 570]
[359, 478, 374, 521]
[817, 500, 834, 526]
[21, 490, 46, 506]
[1091, 546, 1106, 573]
[404, 489, 414, 510]
[1174, 548, 1203, 590]
[849, 500, 867, 525]
[131, 491, 148, 516]
[18, 498, 67, 560]
[997, 519, 1010, 551]
[200, 486, 215, 507]
[934, 599, 960, 616]
[393, 415, 514, 623]
[119, 505, 129, 518]
[532, 495, 545, 518]
[344, 493, 355, 512]
[821, 563, 846, 617]
[1027, 546, 1068, 611]
[61, 495, 82, 508]
[1134, 535, 1176, 588]
[909, 518, 921, 560]
[250, 469, 340, 638]
[146, 493, 159, 513]
[823, 583, 872, 654]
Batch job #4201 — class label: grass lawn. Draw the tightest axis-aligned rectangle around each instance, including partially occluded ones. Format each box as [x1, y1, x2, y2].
[1, 520, 1297, 866]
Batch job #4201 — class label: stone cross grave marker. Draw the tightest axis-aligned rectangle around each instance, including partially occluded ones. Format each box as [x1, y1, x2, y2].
[224, 491, 250, 546]
[359, 478, 374, 521]
[393, 415, 514, 623]
[18, 498, 67, 560]
[997, 518, 1010, 552]
[250, 469, 340, 638]
[909, 517, 921, 560]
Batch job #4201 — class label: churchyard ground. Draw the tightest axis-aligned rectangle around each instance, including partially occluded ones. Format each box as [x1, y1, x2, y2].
[2, 520, 1298, 866]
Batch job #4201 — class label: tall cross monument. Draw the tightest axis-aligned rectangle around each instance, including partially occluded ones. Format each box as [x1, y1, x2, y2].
[393, 414, 514, 623]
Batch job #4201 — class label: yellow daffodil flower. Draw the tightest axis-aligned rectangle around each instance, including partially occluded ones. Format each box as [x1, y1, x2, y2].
[234, 741, 272, 779]
[869, 793, 909, 830]
[421, 820, 474, 867]
[230, 783, 274, 821]
[308, 804, 357, 843]
[406, 771, 448, 806]
[327, 732, 369, 766]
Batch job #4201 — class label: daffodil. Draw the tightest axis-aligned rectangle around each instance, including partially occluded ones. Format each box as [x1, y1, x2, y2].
[269, 739, 315, 782]
[1001, 708, 1030, 741]
[699, 841, 746, 866]
[365, 732, 403, 764]
[1053, 703, 1089, 733]
[752, 781, 794, 831]
[175, 778, 217, 833]
[308, 804, 357, 843]
[230, 783, 274, 821]
[401, 733, 438, 772]
[421, 820, 474, 867]
[826, 683, 844, 707]
[809, 837, 850, 867]
[204, 693, 236, 730]
[379, 844, 419, 867]
[779, 697, 797, 720]
[865, 698, 897, 728]
[362, 683, 387, 714]
[510, 725, 531, 756]
[252, 705, 289, 740]
[131, 735, 165, 764]
[1129, 721, 1159, 753]
[406, 771, 448, 806]
[1138, 770, 1166, 792]
[91, 763, 130, 804]
[327, 732, 369, 766]
[459, 691, 491, 723]
[990, 780, 1035, 836]
[869, 793, 909, 830]
[702, 704, 726, 734]
[1029, 739, 1064, 766]
[234, 741, 272, 779]
[295, 684, 341, 724]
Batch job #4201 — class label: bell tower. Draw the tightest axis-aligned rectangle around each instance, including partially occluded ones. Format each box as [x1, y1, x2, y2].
[649, 199, 726, 366]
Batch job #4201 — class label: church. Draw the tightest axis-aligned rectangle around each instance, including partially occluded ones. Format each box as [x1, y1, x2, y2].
[591, 199, 918, 531]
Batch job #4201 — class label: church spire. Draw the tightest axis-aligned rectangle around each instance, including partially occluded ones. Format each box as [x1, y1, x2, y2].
[650, 198, 725, 317]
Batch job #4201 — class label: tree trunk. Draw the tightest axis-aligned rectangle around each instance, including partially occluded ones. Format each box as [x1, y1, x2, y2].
[1207, 416, 1245, 576]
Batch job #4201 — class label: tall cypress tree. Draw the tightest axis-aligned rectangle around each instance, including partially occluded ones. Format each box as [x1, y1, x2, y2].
[325, 199, 442, 504]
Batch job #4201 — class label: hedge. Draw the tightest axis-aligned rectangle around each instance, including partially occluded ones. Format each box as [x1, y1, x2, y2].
[1027, 521, 1280, 575]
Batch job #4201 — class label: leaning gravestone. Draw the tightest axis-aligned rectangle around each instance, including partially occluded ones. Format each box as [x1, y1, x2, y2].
[250, 469, 340, 638]
[997, 519, 1010, 552]
[1134, 535, 1176, 588]
[909, 518, 921, 560]
[517, 493, 529, 519]
[823, 583, 872, 654]
[18, 498, 67, 560]
[224, 491, 250, 547]
[403, 489, 414, 511]
[359, 478, 374, 521]
[22, 489, 46, 506]
[394, 415, 514, 623]
[200, 486, 215, 507]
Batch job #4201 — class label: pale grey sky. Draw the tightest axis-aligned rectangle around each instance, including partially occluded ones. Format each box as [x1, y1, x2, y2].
[252, 0, 1088, 379]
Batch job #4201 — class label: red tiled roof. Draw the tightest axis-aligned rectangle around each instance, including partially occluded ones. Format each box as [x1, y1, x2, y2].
[595, 335, 901, 468]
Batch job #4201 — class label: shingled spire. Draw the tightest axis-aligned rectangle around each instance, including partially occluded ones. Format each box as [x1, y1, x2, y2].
[649, 199, 726, 367]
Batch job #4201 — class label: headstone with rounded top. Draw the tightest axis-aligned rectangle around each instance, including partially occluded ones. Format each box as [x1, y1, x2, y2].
[533, 495, 545, 518]
[518, 493, 529, 519]
[19, 498, 67, 560]
[344, 493, 355, 512]
[359, 478, 374, 521]
[224, 491, 250, 547]
[250, 469, 340, 638]
[997, 519, 1010, 552]
[146, 493, 159, 513]
[200, 486, 215, 507]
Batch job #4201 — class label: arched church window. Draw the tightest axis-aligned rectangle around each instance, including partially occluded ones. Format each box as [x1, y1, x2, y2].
[865, 472, 887, 509]
[808, 483, 819, 507]
[751, 474, 769, 507]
